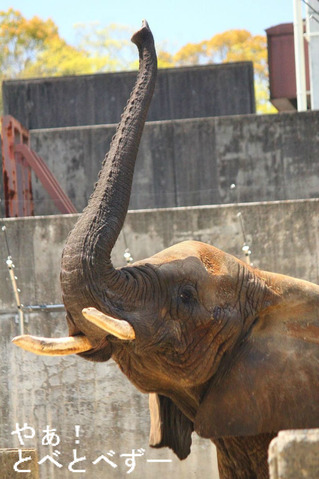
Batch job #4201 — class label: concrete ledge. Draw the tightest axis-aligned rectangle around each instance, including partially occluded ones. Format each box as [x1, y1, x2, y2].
[269, 430, 319, 479]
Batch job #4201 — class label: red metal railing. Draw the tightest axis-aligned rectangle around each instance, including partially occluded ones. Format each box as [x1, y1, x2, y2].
[1, 115, 33, 217]
[1, 115, 77, 217]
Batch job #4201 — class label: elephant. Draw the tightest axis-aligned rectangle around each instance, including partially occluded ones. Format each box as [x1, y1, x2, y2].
[13, 21, 319, 479]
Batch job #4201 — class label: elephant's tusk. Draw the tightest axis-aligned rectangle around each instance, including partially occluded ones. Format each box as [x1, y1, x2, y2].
[12, 334, 93, 355]
[82, 307, 136, 340]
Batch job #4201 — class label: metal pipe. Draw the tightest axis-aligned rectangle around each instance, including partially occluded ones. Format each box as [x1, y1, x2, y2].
[6, 257, 25, 335]
[306, 0, 319, 109]
[242, 245, 252, 266]
[2, 225, 24, 334]
[237, 212, 252, 266]
[21, 304, 65, 312]
[293, 0, 308, 111]
[1, 226, 65, 330]
[0, 305, 65, 316]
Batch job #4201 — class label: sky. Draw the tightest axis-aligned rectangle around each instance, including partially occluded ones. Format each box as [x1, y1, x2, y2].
[2, 0, 295, 52]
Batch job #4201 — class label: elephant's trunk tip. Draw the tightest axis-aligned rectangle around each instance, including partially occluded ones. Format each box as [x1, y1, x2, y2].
[131, 19, 153, 46]
[142, 19, 150, 30]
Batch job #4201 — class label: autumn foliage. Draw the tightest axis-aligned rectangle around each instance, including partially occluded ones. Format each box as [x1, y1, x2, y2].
[157, 30, 274, 113]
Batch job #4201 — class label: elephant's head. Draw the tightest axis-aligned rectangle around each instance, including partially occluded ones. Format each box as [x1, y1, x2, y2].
[13, 21, 319, 464]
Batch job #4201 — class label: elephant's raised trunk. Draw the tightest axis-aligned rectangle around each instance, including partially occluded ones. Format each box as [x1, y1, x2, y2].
[61, 21, 157, 313]
[12, 21, 157, 355]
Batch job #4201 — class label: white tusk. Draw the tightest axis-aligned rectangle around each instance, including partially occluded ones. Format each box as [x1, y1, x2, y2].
[82, 307, 135, 340]
[12, 334, 93, 356]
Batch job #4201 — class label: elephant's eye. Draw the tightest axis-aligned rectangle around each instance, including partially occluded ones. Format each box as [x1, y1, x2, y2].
[179, 285, 196, 304]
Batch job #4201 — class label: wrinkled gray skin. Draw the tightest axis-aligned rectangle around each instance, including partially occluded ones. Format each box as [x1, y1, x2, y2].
[60, 23, 319, 479]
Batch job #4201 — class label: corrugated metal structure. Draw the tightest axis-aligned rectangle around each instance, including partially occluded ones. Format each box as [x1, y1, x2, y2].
[2, 63, 256, 130]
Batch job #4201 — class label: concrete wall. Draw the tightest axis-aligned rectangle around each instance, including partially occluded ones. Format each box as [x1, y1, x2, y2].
[29, 110, 319, 215]
[1, 199, 319, 478]
[269, 430, 319, 479]
[2, 63, 255, 130]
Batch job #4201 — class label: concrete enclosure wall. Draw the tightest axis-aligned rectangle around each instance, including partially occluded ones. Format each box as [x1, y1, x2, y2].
[2, 63, 255, 129]
[269, 430, 319, 478]
[28, 110, 319, 215]
[2, 200, 319, 311]
[1, 199, 319, 478]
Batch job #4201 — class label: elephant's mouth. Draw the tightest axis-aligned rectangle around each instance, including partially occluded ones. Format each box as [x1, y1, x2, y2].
[12, 307, 136, 357]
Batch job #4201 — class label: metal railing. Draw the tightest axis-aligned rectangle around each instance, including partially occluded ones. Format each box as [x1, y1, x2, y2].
[1, 115, 77, 217]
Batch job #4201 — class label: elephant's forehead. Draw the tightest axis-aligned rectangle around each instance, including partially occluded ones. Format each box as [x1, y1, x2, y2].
[142, 240, 230, 275]
[149, 240, 209, 261]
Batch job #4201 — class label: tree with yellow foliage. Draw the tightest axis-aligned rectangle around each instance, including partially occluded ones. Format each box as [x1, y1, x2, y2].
[173, 29, 275, 113]
[0, 9, 130, 112]
[0, 8, 113, 79]
[0, 8, 58, 77]
[0, 10, 274, 114]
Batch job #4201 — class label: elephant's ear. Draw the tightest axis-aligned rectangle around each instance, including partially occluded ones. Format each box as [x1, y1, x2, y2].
[148, 393, 194, 459]
[193, 377, 261, 439]
[193, 339, 273, 439]
[194, 329, 319, 439]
